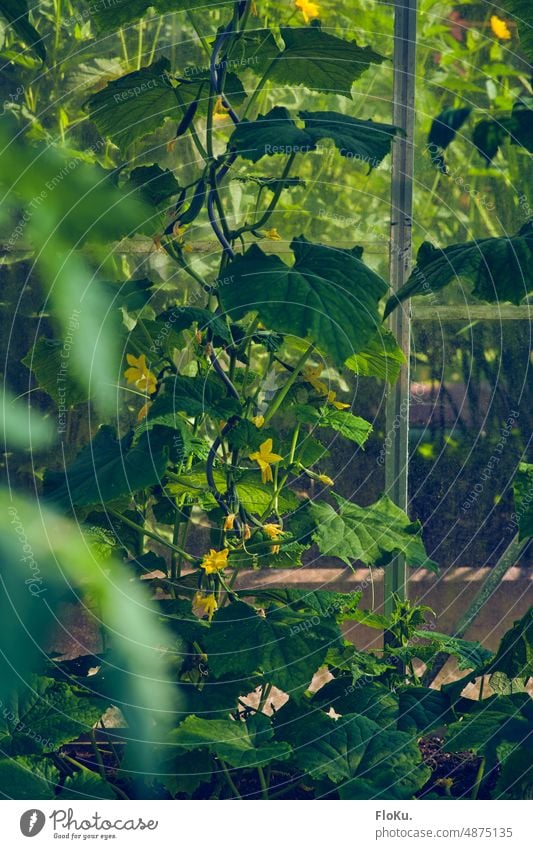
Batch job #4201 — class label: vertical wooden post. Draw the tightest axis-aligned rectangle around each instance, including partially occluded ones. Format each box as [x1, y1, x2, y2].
[384, 0, 417, 625]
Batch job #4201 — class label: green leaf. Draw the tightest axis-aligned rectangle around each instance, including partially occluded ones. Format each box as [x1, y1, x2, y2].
[224, 27, 281, 76]
[57, 768, 120, 800]
[384, 223, 533, 316]
[21, 338, 88, 407]
[91, 0, 230, 32]
[309, 493, 438, 571]
[320, 409, 373, 447]
[397, 687, 454, 734]
[228, 106, 400, 168]
[427, 107, 471, 169]
[166, 466, 298, 515]
[85, 59, 180, 152]
[127, 164, 181, 206]
[414, 630, 493, 672]
[229, 106, 313, 163]
[300, 111, 401, 169]
[170, 714, 292, 769]
[486, 609, 533, 680]
[0, 0, 45, 61]
[314, 679, 399, 727]
[43, 425, 170, 509]
[149, 375, 241, 420]
[271, 25, 385, 98]
[157, 749, 213, 797]
[494, 744, 533, 799]
[205, 601, 342, 694]
[444, 694, 532, 763]
[345, 328, 406, 384]
[0, 758, 54, 799]
[472, 118, 509, 165]
[156, 307, 232, 345]
[0, 677, 109, 756]
[273, 702, 429, 796]
[511, 462, 533, 540]
[219, 237, 388, 365]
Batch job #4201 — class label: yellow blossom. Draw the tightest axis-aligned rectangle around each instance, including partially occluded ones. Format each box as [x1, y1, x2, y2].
[223, 513, 236, 531]
[173, 222, 187, 242]
[200, 548, 229, 574]
[318, 474, 334, 486]
[263, 228, 282, 241]
[252, 414, 265, 428]
[249, 438, 283, 484]
[124, 353, 157, 395]
[303, 364, 328, 396]
[264, 522, 283, 554]
[295, 0, 320, 24]
[327, 390, 350, 410]
[213, 95, 231, 121]
[490, 15, 511, 40]
[242, 523, 252, 541]
[193, 592, 217, 621]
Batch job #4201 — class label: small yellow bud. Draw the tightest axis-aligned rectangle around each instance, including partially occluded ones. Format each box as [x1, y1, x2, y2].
[223, 513, 236, 531]
[252, 414, 265, 428]
[318, 474, 334, 486]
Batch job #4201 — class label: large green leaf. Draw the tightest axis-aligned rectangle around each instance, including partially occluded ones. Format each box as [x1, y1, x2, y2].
[148, 375, 241, 421]
[0, 0, 45, 60]
[22, 338, 90, 407]
[444, 694, 532, 764]
[0, 758, 54, 799]
[414, 630, 493, 672]
[205, 601, 342, 694]
[92, 0, 233, 31]
[85, 58, 180, 152]
[43, 425, 170, 509]
[127, 164, 181, 206]
[486, 609, 533, 680]
[228, 106, 399, 167]
[0, 677, 108, 756]
[273, 702, 429, 796]
[166, 465, 298, 514]
[511, 462, 533, 540]
[294, 405, 372, 447]
[345, 328, 405, 384]
[309, 493, 438, 571]
[219, 237, 388, 365]
[270, 25, 385, 97]
[314, 679, 399, 727]
[301, 111, 400, 168]
[397, 687, 454, 735]
[170, 714, 291, 769]
[57, 768, 120, 800]
[384, 222, 533, 317]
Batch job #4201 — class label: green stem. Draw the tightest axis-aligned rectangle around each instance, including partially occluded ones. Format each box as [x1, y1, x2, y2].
[234, 153, 296, 237]
[108, 509, 196, 563]
[471, 757, 486, 800]
[89, 728, 106, 780]
[147, 16, 163, 65]
[241, 57, 279, 120]
[186, 10, 212, 56]
[136, 18, 144, 69]
[263, 343, 314, 425]
[220, 759, 242, 799]
[257, 765, 269, 799]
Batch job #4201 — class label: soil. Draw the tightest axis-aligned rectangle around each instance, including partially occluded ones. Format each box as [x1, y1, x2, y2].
[418, 735, 499, 799]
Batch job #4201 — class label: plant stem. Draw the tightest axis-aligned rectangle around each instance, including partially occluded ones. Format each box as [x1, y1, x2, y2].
[263, 343, 314, 425]
[220, 759, 242, 799]
[471, 756, 486, 800]
[108, 509, 196, 563]
[257, 765, 269, 799]
[89, 728, 106, 780]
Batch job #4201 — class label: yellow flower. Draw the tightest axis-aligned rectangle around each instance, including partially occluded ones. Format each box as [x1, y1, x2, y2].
[213, 95, 231, 121]
[193, 592, 217, 621]
[303, 364, 328, 396]
[242, 523, 252, 541]
[318, 474, 334, 486]
[124, 353, 157, 395]
[223, 513, 236, 531]
[295, 0, 320, 24]
[263, 228, 282, 241]
[200, 548, 229, 574]
[252, 414, 265, 428]
[327, 390, 350, 410]
[490, 15, 511, 40]
[249, 438, 283, 484]
[264, 522, 283, 554]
